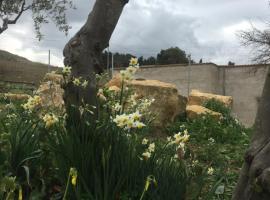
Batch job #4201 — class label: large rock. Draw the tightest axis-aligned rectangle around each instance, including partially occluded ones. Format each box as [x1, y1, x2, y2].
[106, 73, 122, 88]
[186, 105, 222, 120]
[2, 93, 30, 101]
[107, 75, 187, 131]
[36, 73, 64, 109]
[188, 89, 233, 108]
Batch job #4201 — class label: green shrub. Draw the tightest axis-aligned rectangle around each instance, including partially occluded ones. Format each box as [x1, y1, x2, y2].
[168, 99, 250, 144]
[167, 99, 252, 200]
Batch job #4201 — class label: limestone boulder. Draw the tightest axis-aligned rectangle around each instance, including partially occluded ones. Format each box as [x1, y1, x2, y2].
[132, 80, 187, 129]
[2, 93, 30, 101]
[186, 105, 222, 120]
[107, 75, 187, 130]
[36, 73, 65, 109]
[43, 73, 63, 85]
[188, 89, 233, 108]
[106, 73, 122, 88]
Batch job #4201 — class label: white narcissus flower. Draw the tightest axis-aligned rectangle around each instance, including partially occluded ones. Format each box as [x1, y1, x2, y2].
[130, 111, 142, 121]
[192, 160, 199, 166]
[142, 151, 151, 160]
[133, 121, 146, 129]
[208, 137, 215, 143]
[112, 103, 122, 112]
[42, 113, 58, 128]
[62, 66, 72, 74]
[173, 131, 190, 144]
[22, 95, 42, 111]
[73, 77, 81, 86]
[113, 111, 146, 129]
[113, 114, 129, 128]
[120, 70, 132, 81]
[129, 57, 138, 66]
[181, 132, 190, 143]
[126, 66, 138, 74]
[207, 167, 214, 175]
[173, 132, 181, 144]
[81, 80, 88, 88]
[142, 138, 149, 145]
[126, 118, 135, 129]
[148, 143, 155, 153]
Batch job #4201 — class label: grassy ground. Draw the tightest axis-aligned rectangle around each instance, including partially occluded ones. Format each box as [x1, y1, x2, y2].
[167, 100, 252, 200]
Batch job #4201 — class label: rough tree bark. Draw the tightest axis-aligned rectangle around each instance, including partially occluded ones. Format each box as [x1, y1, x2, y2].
[232, 68, 270, 200]
[63, 0, 128, 107]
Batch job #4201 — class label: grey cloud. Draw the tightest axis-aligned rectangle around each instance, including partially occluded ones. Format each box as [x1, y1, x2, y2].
[0, 0, 269, 65]
[111, 1, 201, 58]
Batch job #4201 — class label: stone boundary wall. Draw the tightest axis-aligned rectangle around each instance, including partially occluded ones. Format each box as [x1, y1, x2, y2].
[114, 63, 269, 126]
[0, 62, 268, 126]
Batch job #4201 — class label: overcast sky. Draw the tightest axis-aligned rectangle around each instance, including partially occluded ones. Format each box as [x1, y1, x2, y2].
[0, 0, 269, 66]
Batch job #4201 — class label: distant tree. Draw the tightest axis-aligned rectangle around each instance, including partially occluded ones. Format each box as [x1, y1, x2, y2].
[228, 61, 235, 66]
[101, 51, 135, 69]
[114, 52, 135, 68]
[199, 58, 203, 64]
[157, 47, 189, 65]
[0, 0, 74, 39]
[143, 56, 156, 65]
[138, 56, 144, 65]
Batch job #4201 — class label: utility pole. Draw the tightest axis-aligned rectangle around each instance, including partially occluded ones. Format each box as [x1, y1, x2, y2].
[107, 46, 110, 73]
[48, 49, 51, 73]
[187, 54, 191, 96]
[111, 52, 114, 77]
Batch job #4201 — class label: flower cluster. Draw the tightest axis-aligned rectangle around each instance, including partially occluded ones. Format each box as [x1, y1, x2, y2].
[111, 102, 122, 112]
[22, 95, 42, 111]
[137, 98, 155, 112]
[167, 129, 190, 160]
[120, 57, 139, 81]
[72, 77, 88, 88]
[113, 111, 145, 130]
[42, 113, 58, 128]
[173, 129, 190, 144]
[142, 140, 155, 160]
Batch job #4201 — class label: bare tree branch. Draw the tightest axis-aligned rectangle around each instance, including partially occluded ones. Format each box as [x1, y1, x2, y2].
[238, 24, 270, 64]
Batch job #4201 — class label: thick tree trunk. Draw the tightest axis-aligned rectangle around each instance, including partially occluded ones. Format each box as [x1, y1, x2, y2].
[63, 0, 128, 107]
[232, 68, 270, 200]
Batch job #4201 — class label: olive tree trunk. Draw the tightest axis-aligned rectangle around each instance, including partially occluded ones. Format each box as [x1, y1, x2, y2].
[233, 68, 270, 200]
[63, 0, 128, 107]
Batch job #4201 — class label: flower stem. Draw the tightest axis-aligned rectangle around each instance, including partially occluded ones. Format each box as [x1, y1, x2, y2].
[63, 171, 71, 200]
